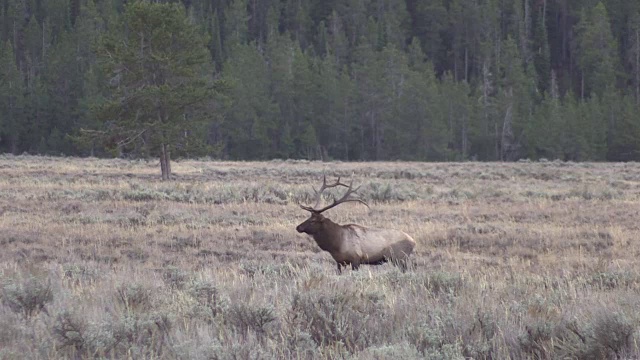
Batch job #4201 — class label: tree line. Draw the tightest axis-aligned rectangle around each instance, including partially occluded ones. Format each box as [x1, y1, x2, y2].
[1, 0, 640, 163]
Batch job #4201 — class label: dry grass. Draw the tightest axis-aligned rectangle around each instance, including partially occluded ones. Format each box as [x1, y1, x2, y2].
[1, 154, 640, 359]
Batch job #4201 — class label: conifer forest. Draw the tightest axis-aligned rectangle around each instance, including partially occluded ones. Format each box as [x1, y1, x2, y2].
[1, 0, 640, 162]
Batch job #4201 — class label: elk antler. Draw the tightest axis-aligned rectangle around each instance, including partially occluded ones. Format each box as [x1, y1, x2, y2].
[300, 175, 369, 213]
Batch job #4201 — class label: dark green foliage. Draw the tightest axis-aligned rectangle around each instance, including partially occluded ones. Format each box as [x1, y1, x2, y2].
[576, 2, 618, 99]
[1, 0, 640, 161]
[90, 1, 228, 178]
[0, 41, 25, 154]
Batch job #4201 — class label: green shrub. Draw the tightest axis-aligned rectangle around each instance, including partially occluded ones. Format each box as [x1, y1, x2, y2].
[363, 182, 419, 202]
[387, 271, 464, 296]
[123, 189, 169, 202]
[226, 303, 276, 338]
[587, 271, 639, 290]
[111, 312, 172, 356]
[423, 272, 464, 296]
[591, 312, 634, 359]
[54, 309, 173, 358]
[161, 266, 191, 289]
[210, 338, 269, 360]
[62, 264, 100, 285]
[116, 283, 153, 313]
[288, 288, 387, 353]
[355, 342, 422, 359]
[1, 275, 53, 318]
[188, 280, 226, 320]
[518, 321, 554, 358]
[406, 323, 445, 356]
[554, 313, 635, 360]
[459, 311, 497, 359]
[240, 261, 298, 278]
[53, 311, 86, 352]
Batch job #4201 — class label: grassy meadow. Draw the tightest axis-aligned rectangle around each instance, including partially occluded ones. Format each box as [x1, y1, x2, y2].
[0, 155, 639, 359]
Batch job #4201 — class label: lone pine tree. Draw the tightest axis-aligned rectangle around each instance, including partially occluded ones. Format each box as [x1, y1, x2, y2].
[93, 1, 225, 179]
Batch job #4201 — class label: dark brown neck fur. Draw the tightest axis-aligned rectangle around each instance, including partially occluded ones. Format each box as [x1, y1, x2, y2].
[312, 218, 344, 253]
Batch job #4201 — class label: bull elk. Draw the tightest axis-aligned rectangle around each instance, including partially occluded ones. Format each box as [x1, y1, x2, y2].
[296, 176, 416, 273]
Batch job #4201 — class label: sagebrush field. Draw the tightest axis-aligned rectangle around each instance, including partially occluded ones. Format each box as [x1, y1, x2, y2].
[0, 155, 639, 359]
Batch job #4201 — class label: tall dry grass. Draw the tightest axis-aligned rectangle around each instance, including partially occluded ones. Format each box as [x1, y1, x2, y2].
[0, 155, 639, 359]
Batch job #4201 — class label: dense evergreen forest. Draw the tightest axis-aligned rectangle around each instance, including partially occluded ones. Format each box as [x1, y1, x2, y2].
[1, 0, 640, 162]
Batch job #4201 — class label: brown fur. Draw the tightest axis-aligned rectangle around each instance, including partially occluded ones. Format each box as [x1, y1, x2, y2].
[296, 212, 416, 273]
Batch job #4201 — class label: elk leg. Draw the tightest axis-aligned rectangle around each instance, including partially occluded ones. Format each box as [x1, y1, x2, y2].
[351, 262, 360, 271]
[336, 262, 343, 274]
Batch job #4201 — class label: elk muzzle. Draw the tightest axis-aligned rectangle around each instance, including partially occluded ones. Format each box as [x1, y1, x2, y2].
[296, 216, 316, 234]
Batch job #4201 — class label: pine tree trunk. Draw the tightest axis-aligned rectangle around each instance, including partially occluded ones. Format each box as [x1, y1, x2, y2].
[636, 29, 639, 105]
[454, 49, 458, 81]
[160, 148, 167, 180]
[521, 0, 531, 64]
[321, 146, 328, 162]
[495, 122, 500, 160]
[464, 47, 468, 82]
[160, 143, 171, 180]
[501, 101, 514, 161]
[360, 124, 366, 160]
[462, 116, 468, 159]
[370, 111, 379, 160]
[542, 0, 546, 26]
[166, 145, 172, 177]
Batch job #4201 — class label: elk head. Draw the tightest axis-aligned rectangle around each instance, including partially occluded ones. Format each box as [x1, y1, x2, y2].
[296, 176, 368, 235]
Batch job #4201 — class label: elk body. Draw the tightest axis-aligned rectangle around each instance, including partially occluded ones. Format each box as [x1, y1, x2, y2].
[296, 176, 416, 273]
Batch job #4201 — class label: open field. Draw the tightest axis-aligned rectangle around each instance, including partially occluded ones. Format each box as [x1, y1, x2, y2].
[1, 155, 640, 359]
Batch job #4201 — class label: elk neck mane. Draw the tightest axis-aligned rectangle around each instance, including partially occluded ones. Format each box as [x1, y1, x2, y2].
[310, 216, 360, 252]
